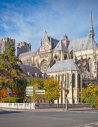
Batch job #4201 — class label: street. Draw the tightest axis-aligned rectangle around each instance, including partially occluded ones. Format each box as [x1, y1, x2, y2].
[0, 109, 98, 127]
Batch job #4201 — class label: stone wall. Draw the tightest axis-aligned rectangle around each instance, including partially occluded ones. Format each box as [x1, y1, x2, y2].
[0, 37, 15, 54]
[17, 42, 31, 57]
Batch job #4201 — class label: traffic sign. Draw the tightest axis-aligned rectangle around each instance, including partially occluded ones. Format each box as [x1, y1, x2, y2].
[9, 89, 12, 96]
[35, 90, 45, 95]
[26, 86, 33, 96]
[35, 93, 45, 94]
[35, 90, 45, 92]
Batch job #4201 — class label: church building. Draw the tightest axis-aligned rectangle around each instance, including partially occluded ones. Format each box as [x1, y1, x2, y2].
[18, 12, 98, 104]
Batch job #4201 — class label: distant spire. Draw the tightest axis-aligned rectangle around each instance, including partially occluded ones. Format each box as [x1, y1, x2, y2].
[89, 10, 94, 39]
[50, 36, 52, 49]
[40, 39, 42, 46]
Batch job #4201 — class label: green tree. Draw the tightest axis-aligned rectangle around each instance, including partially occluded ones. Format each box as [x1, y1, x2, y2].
[80, 83, 98, 108]
[44, 78, 60, 102]
[16, 77, 27, 102]
[0, 40, 23, 88]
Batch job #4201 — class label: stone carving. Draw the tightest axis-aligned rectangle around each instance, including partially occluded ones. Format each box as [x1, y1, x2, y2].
[41, 31, 50, 52]
[40, 60, 48, 73]
[40, 53, 48, 58]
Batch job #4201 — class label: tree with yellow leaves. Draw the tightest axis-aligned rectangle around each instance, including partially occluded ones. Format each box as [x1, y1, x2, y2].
[44, 78, 60, 102]
[80, 83, 98, 108]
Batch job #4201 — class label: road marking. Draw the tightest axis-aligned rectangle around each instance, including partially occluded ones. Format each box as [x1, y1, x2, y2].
[75, 122, 98, 127]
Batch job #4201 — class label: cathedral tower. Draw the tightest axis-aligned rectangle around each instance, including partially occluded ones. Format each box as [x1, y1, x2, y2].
[89, 11, 94, 40]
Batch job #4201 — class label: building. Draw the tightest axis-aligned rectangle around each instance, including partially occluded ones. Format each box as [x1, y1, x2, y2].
[17, 42, 31, 57]
[0, 37, 15, 54]
[47, 59, 82, 104]
[18, 64, 43, 80]
[19, 12, 97, 80]
[18, 12, 98, 104]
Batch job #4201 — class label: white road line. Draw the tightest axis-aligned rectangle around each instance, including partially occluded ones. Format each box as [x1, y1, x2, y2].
[75, 122, 98, 127]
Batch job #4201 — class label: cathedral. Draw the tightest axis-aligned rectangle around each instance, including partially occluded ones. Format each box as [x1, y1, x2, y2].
[0, 12, 97, 104]
[19, 12, 98, 79]
[18, 12, 98, 104]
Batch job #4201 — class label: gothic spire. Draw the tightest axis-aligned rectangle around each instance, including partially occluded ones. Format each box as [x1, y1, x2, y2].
[40, 39, 42, 46]
[89, 11, 94, 39]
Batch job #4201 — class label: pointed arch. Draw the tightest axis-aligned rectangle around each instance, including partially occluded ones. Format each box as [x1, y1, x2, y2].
[67, 73, 70, 88]
[72, 73, 75, 88]
[78, 74, 80, 88]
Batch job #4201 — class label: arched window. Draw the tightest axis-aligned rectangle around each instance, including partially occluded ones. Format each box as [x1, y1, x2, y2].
[78, 74, 80, 88]
[54, 60, 56, 64]
[62, 74, 64, 82]
[64, 54, 67, 60]
[58, 75, 60, 83]
[54, 54, 57, 59]
[0, 44, 2, 54]
[72, 74, 75, 88]
[52, 75, 54, 79]
[67, 74, 69, 88]
[55, 75, 57, 81]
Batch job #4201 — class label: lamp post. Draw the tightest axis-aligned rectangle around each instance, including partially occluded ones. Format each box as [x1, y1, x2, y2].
[62, 87, 69, 111]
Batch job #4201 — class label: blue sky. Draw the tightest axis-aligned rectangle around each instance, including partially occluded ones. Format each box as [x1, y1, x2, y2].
[0, 0, 98, 56]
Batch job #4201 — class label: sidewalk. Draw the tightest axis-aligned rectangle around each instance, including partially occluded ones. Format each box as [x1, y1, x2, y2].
[1, 107, 98, 112]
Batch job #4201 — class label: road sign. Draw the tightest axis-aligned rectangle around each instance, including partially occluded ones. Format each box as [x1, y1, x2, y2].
[26, 86, 33, 96]
[35, 90, 45, 93]
[35, 93, 45, 94]
[9, 89, 12, 96]
[35, 90, 45, 95]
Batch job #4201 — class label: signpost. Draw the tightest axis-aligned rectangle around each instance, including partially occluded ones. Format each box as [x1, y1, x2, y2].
[35, 90, 45, 94]
[35, 90, 45, 109]
[26, 86, 33, 110]
[26, 86, 33, 96]
[9, 89, 12, 111]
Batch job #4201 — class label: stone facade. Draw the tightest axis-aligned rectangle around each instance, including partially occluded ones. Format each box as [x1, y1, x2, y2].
[0, 37, 15, 54]
[47, 70, 82, 104]
[18, 12, 98, 104]
[19, 12, 98, 81]
[17, 42, 31, 57]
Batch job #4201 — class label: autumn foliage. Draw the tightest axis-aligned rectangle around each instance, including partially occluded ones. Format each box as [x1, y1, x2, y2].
[0, 88, 18, 102]
[80, 83, 98, 108]
[44, 78, 60, 102]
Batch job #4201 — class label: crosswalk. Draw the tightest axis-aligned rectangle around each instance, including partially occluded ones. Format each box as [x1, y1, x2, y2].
[75, 122, 98, 127]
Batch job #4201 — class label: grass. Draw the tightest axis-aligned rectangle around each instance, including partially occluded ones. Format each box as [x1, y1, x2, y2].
[2, 97, 19, 103]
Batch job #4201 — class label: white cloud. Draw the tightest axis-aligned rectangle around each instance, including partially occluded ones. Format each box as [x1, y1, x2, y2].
[0, 0, 98, 56]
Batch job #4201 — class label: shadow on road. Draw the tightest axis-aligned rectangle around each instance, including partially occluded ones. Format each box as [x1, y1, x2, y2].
[0, 111, 22, 114]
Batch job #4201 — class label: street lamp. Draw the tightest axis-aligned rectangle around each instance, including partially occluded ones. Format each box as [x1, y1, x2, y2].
[62, 87, 69, 111]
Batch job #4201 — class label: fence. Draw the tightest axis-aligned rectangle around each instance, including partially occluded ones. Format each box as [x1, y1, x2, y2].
[35, 103, 90, 109]
[0, 103, 35, 109]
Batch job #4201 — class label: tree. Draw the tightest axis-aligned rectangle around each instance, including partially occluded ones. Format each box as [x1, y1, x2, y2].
[27, 78, 45, 103]
[0, 40, 23, 88]
[44, 78, 60, 102]
[79, 83, 98, 108]
[16, 77, 27, 102]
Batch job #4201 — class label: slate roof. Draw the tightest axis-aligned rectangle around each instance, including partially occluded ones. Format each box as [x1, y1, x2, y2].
[18, 64, 42, 77]
[19, 51, 36, 62]
[47, 59, 80, 73]
[48, 36, 59, 49]
[68, 37, 98, 52]
[54, 40, 68, 52]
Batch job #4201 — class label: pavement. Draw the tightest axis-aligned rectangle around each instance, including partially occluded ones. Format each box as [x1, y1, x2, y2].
[0, 106, 95, 112]
[0, 107, 98, 127]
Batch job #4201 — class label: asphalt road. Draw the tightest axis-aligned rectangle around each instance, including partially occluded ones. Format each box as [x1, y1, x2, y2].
[0, 109, 98, 127]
